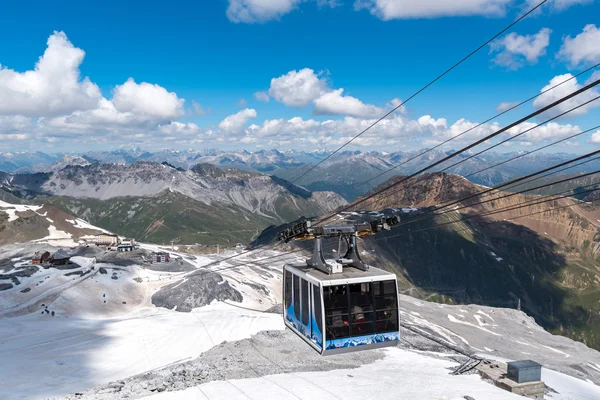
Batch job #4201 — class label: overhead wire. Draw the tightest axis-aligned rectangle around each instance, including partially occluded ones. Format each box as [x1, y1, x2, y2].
[162, 80, 600, 278]
[355, 62, 600, 189]
[250, 0, 550, 214]
[239, 184, 600, 271]
[464, 125, 600, 179]
[438, 95, 600, 173]
[366, 148, 600, 230]
[314, 78, 600, 226]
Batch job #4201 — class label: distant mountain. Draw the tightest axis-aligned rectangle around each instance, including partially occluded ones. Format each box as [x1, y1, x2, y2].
[2, 148, 600, 202]
[256, 172, 600, 350]
[0, 161, 346, 245]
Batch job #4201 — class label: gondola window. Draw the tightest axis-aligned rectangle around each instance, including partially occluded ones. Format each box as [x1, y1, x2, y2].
[301, 278, 309, 325]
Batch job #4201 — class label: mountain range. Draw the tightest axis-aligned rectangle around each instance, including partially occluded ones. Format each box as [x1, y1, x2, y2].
[0, 161, 345, 245]
[3, 148, 600, 201]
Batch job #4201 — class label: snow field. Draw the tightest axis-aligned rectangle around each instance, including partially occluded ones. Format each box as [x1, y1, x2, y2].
[141, 348, 524, 400]
[0, 302, 284, 400]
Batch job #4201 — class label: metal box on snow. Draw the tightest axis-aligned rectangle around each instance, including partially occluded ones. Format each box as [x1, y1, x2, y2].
[507, 360, 542, 383]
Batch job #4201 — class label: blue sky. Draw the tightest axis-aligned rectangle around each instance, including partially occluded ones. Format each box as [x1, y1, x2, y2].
[0, 0, 599, 154]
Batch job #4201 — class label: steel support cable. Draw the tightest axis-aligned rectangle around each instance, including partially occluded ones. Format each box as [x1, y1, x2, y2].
[387, 149, 600, 226]
[502, 155, 600, 193]
[382, 186, 600, 238]
[400, 170, 600, 229]
[249, 0, 550, 214]
[138, 0, 567, 279]
[191, 166, 600, 275]
[355, 62, 600, 189]
[465, 125, 600, 179]
[207, 196, 590, 274]
[224, 182, 600, 272]
[314, 78, 600, 226]
[387, 157, 600, 230]
[146, 0, 564, 271]
[361, 96, 600, 216]
[439, 95, 600, 174]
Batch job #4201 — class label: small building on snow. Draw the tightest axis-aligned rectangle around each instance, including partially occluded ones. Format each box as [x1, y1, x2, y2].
[151, 252, 170, 264]
[32, 251, 51, 265]
[51, 250, 71, 266]
[96, 233, 119, 246]
[117, 244, 134, 252]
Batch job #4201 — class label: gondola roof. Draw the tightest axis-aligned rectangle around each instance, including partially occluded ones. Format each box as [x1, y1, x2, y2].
[285, 262, 396, 284]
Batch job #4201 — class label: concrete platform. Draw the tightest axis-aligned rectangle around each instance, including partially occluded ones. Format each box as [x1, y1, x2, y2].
[476, 360, 545, 398]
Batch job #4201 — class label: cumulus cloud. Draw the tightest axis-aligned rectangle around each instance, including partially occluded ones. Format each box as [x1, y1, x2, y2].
[268, 68, 328, 107]
[490, 28, 551, 70]
[241, 113, 501, 147]
[219, 108, 258, 134]
[313, 88, 385, 118]
[265, 68, 391, 118]
[532, 74, 600, 118]
[0, 31, 101, 117]
[354, 0, 512, 19]
[112, 78, 184, 120]
[558, 24, 600, 68]
[158, 121, 201, 135]
[0, 116, 33, 133]
[507, 121, 581, 142]
[254, 91, 270, 102]
[590, 130, 600, 143]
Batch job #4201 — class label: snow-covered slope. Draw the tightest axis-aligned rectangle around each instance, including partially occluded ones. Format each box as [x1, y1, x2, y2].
[1, 244, 599, 400]
[0, 200, 106, 246]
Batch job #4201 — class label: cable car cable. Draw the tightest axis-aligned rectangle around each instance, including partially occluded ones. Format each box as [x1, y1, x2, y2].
[249, 0, 550, 214]
[464, 125, 600, 179]
[313, 78, 600, 227]
[156, 54, 600, 280]
[233, 183, 600, 271]
[354, 62, 600, 189]
[334, 91, 600, 219]
[438, 95, 600, 174]
[381, 152, 600, 229]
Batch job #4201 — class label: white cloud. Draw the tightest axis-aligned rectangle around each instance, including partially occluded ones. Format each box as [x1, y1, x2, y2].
[496, 101, 520, 112]
[226, 0, 300, 23]
[313, 88, 385, 118]
[254, 91, 270, 102]
[112, 78, 184, 120]
[241, 113, 500, 147]
[354, 0, 512, 19]
[268, 68, 327, 107]
[590, 130, 600, 144]
[237, 98, 248, 107]
[507, 121, 581, 142]
[532, 74, 600, 118]
[219, 108, 258, 134]
[158, 121, 201, 136]
[266, 68, 390, 118]
[0, 116, 32, 133]
[0, 31, 101, 117]
[0, 133, 29, 141]
[490, 28, 551, 70]
[558, 24, 600, 68]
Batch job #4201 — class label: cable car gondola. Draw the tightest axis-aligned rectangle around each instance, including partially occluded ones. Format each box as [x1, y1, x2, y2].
[278, 217, 401, 355]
